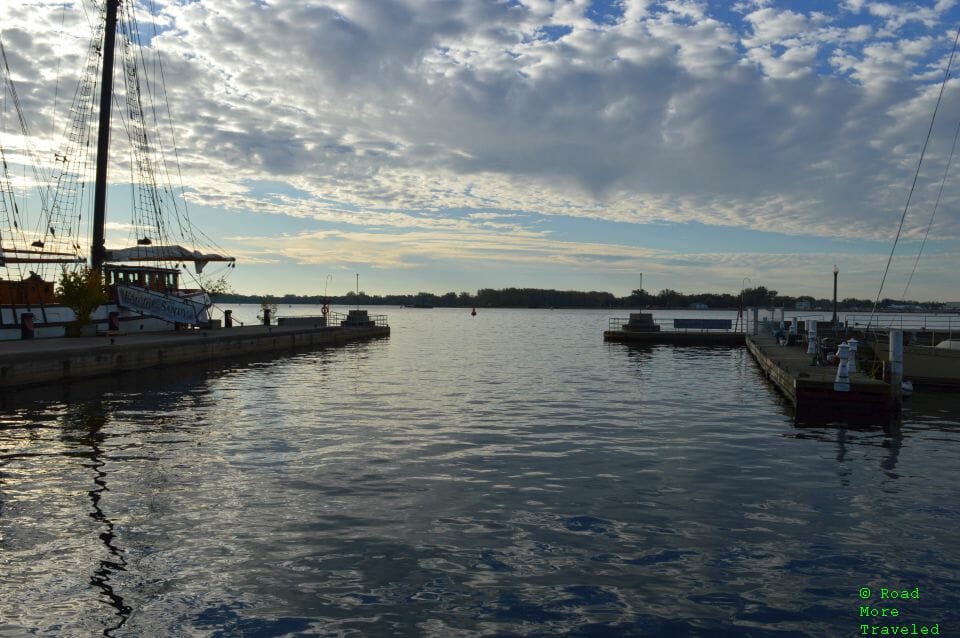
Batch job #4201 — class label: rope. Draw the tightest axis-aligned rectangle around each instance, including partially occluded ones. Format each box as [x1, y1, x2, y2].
[867, 24, 960, 330]
[901, 116, 960, 300]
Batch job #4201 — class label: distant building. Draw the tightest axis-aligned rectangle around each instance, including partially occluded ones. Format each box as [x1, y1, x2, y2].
[689, 302, 708, 310]
[943, 301, 960, 311]
[795, 300, 812, 310]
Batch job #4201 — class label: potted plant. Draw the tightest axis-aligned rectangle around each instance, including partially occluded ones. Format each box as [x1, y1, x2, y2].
[56, 266, 108, 336]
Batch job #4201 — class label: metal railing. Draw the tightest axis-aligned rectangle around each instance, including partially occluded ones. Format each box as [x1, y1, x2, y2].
[367, 314, 389, 328]
[845, 313, 958, 336]
[608, 317, 742, 333]
[337, 311, 390, 328]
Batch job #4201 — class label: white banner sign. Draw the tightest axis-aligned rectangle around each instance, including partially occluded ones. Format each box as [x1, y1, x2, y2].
[116, 285, 207, 324]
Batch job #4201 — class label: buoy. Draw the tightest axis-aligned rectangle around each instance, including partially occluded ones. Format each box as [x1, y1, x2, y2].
[471, 307, 477, 316]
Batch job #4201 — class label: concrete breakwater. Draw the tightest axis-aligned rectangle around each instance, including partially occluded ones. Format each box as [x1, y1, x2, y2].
[0, 323, 389, 389]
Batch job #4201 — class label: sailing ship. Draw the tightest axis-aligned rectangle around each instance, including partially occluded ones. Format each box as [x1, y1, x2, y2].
[0, 0, 234, 340]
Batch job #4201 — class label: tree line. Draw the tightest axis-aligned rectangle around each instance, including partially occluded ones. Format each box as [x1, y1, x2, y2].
[212, 286, 950, 311]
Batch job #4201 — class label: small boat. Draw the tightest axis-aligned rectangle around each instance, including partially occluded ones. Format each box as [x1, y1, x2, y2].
[875, 338, 960, 388]
[899, 341, 960, 387]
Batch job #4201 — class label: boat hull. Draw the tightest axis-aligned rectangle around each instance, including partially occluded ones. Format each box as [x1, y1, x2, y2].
[878, 344, 960, 388]
[901, 346, 960, 388]
[1, 292, 210, 340]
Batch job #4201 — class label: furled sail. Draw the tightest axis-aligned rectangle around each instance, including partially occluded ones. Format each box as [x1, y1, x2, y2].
[105, 245, 236, 274]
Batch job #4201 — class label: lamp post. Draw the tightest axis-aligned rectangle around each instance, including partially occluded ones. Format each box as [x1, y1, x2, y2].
[831, 265, 839, 327]
[739, 277, 751, 333]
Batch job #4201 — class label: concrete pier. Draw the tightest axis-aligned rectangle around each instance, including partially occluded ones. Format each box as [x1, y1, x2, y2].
[604, 314, 745, 346]
[604, 330, 745, 346]
[0, 323, 389, 389]
[746, 335, 895, 419]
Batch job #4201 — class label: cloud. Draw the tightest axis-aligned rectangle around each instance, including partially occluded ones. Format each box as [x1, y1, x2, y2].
[4, 0, 960, 297]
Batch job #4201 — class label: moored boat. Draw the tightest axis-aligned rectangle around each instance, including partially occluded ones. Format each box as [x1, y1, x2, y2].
[0, 0, 234, 340]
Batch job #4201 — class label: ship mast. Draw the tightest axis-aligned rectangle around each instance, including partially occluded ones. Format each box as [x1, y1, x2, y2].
[91, 0, 120, 273]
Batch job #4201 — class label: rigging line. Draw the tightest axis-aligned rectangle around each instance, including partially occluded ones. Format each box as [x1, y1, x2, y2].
[146, 2, 206, 251]
[136, 4, 194, 248]
[901, 115, 960, 300]
[867, 24, 960, 330]
[0, 34, 53, 239]
[126, 14, 169, 253]
[41, 14, 105, 261]
[52, 1, 69, 142]
[127, 3, 177, 245]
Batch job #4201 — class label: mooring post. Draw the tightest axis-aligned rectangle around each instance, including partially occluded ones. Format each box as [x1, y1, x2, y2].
[20, 313, 34, 340]
[890, 330, 903, 404]
[224, 309, 233, 328]
[807, 320, 817, 356]
[834, 341, 851, 391]
[847, 337, 858, 373]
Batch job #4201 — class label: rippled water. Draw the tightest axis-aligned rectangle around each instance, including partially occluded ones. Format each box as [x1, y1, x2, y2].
[1, 307, 959, 637]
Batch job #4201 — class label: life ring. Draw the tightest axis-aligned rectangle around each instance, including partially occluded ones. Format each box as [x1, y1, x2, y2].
[321, 303, 329, 316]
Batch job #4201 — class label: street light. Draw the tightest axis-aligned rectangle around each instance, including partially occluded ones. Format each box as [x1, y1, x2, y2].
[831, 265, 839, 326]
[738, 277, 752, 333]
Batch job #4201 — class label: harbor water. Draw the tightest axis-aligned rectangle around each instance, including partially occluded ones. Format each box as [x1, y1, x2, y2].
[1, 307, 958, 636]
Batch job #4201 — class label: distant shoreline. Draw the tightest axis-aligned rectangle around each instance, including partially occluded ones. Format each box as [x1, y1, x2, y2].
[213, 287, 954, 313]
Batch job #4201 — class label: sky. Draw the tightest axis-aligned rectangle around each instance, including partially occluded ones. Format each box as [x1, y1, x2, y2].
[3, 0, 960, 301]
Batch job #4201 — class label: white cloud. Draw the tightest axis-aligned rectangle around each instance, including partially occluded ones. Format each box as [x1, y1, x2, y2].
[3, 0, 960, 297]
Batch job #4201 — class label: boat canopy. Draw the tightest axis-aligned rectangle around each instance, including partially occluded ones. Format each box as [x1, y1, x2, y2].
[105, 244, 235, 274]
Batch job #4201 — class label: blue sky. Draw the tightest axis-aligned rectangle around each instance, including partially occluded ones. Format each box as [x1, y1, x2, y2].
[3, 0, 960, 300]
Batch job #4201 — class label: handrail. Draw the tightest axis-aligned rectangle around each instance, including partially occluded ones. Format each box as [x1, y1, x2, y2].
[608, 317, 743, 333]
[270, 311, 388, 329]
[846, 313, 957, 336]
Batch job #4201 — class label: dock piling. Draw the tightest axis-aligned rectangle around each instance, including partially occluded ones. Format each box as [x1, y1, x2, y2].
[20, 313, 34, 340]
[890, 330, 903, 403]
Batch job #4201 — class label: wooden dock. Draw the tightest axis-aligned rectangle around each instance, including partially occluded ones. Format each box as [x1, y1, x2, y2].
[746, 335, 895, 419]
[0, 323, 389, 389]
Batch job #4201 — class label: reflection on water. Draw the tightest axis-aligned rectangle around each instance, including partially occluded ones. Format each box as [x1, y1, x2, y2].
[1, 308, 959, 636]
[60, 403, 131, 636]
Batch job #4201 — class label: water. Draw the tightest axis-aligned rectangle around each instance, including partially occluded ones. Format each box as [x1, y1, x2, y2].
[1, 307, 958, 637]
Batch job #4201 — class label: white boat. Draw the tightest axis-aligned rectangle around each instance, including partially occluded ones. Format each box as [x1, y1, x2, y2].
[898, 341, 960, 388]
[0, 1, 234, 340]
[874, 337, 960, 389]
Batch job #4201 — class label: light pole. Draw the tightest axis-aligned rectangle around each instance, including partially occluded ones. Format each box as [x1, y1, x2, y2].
[831, 265, 839, 326]
[739, 277, 751, 333]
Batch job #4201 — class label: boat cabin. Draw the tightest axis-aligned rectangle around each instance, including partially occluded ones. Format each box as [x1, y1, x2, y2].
[104, 265, 180, 295]
[0, 273, 56, 305]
